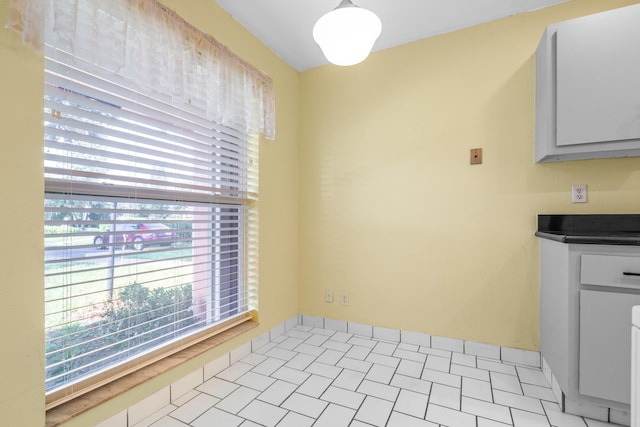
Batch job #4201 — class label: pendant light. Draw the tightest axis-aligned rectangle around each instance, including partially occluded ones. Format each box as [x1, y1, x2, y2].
[313, 0, 382, 66]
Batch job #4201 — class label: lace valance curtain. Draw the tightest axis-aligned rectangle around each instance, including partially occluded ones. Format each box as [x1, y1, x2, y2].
[6, 0, 276, 140]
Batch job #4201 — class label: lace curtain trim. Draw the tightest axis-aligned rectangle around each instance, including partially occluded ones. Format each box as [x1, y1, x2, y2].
[6, 0, 275, 140]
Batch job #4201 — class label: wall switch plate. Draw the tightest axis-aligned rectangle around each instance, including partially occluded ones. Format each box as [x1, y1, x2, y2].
[324, 289, 334, 303]
[340, 291, 349, 306]
[470, 148, 483, 165]
[572, 184, 587, 203]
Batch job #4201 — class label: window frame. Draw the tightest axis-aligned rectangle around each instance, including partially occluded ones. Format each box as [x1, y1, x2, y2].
[43, 39, 260, 409]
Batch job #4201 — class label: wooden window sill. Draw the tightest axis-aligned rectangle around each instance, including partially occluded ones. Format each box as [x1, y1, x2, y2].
[46, 320, 258, 427]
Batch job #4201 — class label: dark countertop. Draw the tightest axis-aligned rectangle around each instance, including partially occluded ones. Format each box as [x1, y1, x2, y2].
[536, 214, 640, 245]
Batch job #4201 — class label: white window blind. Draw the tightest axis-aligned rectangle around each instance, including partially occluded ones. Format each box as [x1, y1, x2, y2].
[44, 41, 259, 406]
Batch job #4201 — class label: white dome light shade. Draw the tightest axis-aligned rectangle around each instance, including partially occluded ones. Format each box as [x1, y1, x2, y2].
[313, 0, 382, 66]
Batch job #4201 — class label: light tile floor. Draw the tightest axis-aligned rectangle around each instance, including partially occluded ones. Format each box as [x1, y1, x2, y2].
[135, 325, 625, 427]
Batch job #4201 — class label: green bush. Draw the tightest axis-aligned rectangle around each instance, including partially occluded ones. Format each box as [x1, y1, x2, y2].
[103, 282, 195, 347]
[45, 282, 196, 391]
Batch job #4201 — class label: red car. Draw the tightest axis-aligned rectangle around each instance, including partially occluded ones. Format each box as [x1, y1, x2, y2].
[93, 223, 176, 250]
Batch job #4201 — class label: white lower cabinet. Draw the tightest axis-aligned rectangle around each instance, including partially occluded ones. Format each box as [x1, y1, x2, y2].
[540, 239, 640, 422]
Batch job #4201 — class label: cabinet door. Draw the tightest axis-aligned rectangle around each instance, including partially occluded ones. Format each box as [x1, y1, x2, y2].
[556, 4, 640, 147]
[579, 290, 640, 403]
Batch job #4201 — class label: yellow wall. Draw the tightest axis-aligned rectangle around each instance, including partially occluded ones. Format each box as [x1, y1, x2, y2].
[4, 0, 640, 425]
[0, 1, 45, 426]
[298, 0, 640, 351]
[0, 0, 299, 425]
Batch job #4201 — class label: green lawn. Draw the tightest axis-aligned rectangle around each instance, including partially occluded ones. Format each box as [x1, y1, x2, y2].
[45, 234, 96, 247]
[45, 248, 195, 329]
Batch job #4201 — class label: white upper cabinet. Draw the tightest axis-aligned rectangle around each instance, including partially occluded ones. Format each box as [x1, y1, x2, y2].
[535, 4, 640, 162]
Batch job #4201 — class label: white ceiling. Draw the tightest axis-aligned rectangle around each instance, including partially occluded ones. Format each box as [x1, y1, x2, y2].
[214, 0, 568, 71]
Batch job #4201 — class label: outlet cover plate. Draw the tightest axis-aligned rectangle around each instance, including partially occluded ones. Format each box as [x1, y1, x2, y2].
[340, 292, 349, 306]
[324, 289, 334, 303]
[572, 184, 587, 203]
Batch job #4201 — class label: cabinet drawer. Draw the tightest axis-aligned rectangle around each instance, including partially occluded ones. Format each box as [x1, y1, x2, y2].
[581, 253, 640, 288]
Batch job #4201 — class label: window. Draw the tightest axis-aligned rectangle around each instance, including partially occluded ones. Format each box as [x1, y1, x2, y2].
[22, 0, 275, 408]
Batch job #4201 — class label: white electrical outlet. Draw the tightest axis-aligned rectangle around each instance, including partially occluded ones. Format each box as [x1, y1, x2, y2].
[324, 289, 334, 303]
[572, 185, 587, 203]
[340, 291, 349, 306]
